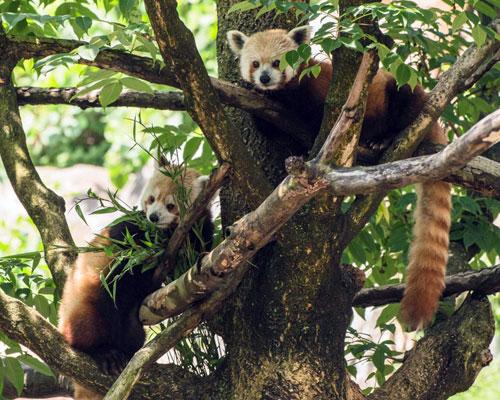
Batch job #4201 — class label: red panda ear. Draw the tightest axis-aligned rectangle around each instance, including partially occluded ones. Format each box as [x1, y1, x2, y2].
[158, 154, 170, 168]
[227, 30, 248, 56]
[287, 26, 311, 46]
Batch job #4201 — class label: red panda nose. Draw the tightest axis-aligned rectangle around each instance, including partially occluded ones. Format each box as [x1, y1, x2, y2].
[260, 73, 271, 84]
[149, 213, 159, 223]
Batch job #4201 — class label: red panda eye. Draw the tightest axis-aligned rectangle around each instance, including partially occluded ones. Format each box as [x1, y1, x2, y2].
[252, 61, 260, 68]
[272, 60, 280, 68]
[166, 203, 175, 212]
[147, 195, 155, 204]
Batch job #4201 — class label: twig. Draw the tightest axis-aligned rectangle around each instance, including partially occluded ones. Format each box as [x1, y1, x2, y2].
[315, 50, 379, 167]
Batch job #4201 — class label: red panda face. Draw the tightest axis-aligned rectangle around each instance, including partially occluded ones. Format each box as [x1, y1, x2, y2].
[227, 26, 311, 91]
[140, 167, 208, 229]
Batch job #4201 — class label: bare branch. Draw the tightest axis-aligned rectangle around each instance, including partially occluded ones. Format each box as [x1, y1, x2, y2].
[16, 87, 186, 110]
[354, 142, 500, 198]
[315, 51, 379, 167]
[353, 264, 500, 308]
[321, 109, 499, 195]
[14, 85, 313, 146]
[417, 143, 500, 198]
[0, 288, 203, 400]
[369, 295, 494, 400]
[0, 78, 76, 293]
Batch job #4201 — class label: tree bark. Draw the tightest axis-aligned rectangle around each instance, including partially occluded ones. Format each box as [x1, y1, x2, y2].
[0, 57, 76, 294]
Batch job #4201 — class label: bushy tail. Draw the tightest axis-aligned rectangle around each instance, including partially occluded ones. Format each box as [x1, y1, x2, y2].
[400, 125, 452, 329]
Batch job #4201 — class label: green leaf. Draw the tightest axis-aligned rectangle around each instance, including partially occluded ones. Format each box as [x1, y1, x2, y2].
[4, 357, 24, 395]
[119, 0, 136, 18]
[471, 25, 487, 47]
[121, 77, 153, 94]
[228, 1, 258, 14]
[475, 1, 497, 18]
[17, 354, 54, 377]
[91, 207, 118, 215]
[321, 38, 340, 54]
[372, 346, 386, 372]
[310, 64, 321, 78]
[76, 45, 100, 61]
[451, 13, 467, 33]
[377, 303, 400, 326]
[285, 50, 299, 67]
[297, 44, 311, 60]
[184, 137, 202, 161]
[395, 63, 412, 86]
[75, 204, 88, 225]
[99, 81, 123, 107]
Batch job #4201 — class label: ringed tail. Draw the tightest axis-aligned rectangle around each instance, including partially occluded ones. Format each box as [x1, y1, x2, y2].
[400, 125, 452, 329]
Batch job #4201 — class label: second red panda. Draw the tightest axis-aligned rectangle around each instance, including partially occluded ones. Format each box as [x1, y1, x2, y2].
[58, 164, 214, 399]
[227, 26, 451, 329]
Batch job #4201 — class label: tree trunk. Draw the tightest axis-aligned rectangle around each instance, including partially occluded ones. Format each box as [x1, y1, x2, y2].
[213, 2, 362, 398]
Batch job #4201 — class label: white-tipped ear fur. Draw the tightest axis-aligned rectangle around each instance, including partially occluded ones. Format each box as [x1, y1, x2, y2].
[157, 154, 170, 168]
[190, 175, 209, 203]
[227, 30, 248, 55]
[287, 26, 312, 46]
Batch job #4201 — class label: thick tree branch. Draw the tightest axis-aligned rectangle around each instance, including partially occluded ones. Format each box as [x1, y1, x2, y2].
[354, 264, 500, 308]
[0, 288, 204, 400]
[358, 142, 500, 198]
[0, 74, 76, 294]
[369, 295, 494, 400]
[14, 85, 312, 146]
[321, 109, 499, 194]
[417, 142, 500, 198]
[8, 35, 178, 87]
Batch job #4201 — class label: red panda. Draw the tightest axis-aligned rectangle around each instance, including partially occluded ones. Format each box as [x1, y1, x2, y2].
[58, 164, 214, 399]
[227, 26, 452, 329]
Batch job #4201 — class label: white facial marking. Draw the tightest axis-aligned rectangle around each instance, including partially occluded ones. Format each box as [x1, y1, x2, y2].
[229, 27, 312, 91]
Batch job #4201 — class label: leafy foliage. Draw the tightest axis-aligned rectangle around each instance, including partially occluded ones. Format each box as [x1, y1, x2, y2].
[0, 0, 498, 397]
